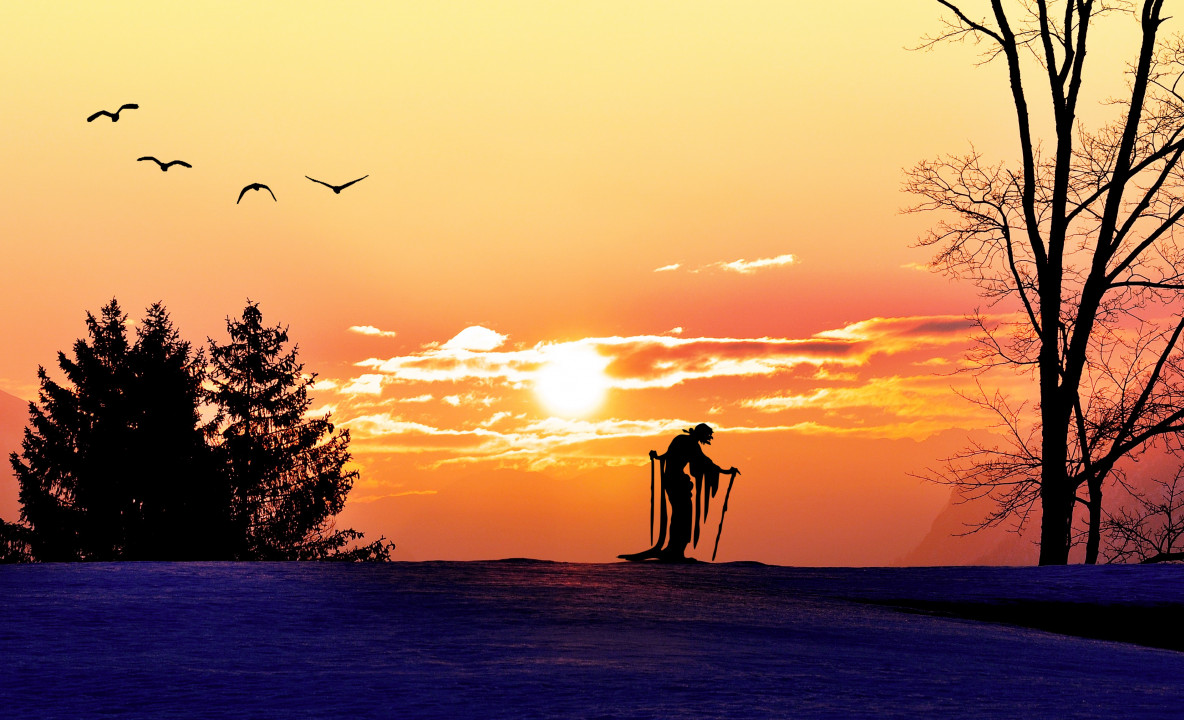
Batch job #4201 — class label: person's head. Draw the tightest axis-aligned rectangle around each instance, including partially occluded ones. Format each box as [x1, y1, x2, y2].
[691, 423, 714, 445]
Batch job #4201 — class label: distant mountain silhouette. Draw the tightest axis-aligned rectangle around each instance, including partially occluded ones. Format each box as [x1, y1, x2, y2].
[0, 389, 28, 523]
[896, 490, 1039, 566]
[900, 446, 1184, 566]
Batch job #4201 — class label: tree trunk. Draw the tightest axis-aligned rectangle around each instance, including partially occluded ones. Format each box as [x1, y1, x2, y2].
[1039, 370, 1073, 565]
[1084, 476, 1102, 564]
[1038, 478, 1074, 565]
[1038, 265, 1072, 565]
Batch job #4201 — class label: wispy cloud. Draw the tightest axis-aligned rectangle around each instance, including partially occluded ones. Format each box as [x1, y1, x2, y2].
[349, 325, 399, 338]
[706, 253, 797, 274]
[347, 489, 440, 503]
[339, 374, 386, 395]
[741, 374, 986, 420]
[343, 413, 716, 469]
[655, 253, 797, 275]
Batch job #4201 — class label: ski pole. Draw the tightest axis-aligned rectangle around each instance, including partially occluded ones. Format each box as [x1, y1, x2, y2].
[649, 452, 656, 545]
[711, 469, 739, 562]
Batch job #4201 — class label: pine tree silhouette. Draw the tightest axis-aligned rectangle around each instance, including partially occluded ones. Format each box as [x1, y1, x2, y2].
[208, 301, 391, 560]
[11, 301, 225, 560]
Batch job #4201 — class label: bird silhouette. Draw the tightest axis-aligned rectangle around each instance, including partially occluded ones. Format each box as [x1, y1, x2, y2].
[87, 104, 139, 122]
[137, 156, 192, 171]
[237, 183, 277, 204]
[306, 175, 369, 194]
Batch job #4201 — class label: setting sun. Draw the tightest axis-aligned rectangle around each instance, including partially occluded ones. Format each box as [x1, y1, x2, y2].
[534, 344, 610, 417]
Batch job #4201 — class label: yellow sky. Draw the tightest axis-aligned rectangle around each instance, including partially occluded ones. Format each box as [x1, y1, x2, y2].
[0, 2, 1159, 563]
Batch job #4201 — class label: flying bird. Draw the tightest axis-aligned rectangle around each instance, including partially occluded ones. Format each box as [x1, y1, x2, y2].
[237, 183, 277, 204]
[305, 175, 369, 194]
[86, 103, 139, 122]
[137, 156, 192, 171]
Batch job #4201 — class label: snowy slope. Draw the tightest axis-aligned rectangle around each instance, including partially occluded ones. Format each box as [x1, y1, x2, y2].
[2, 562, 1182, 719]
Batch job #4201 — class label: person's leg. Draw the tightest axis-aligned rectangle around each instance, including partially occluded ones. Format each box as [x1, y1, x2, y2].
[662, 475, 693, 559]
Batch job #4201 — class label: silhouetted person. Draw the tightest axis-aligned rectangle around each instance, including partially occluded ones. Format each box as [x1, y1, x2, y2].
[237, 183, 276, 204]
[137, 156, 192, 171]
[620, 423, 738, 562]
[87, 104, 139, 122]
[305, 175, 369, 194]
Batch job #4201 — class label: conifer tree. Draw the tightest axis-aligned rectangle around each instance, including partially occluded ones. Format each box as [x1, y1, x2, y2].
[10, 300, 223, 560]
[127, 302, 229, 558]
[12, 300, 133, 560]
[208, 301, 391, 560]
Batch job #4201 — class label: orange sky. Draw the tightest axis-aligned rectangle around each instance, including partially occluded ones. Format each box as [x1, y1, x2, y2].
[0, 3, 1160, 564]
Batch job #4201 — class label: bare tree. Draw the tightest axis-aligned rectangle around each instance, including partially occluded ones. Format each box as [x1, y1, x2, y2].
[909, 0, 1184, 564]
[1103, 465, 1184, 562]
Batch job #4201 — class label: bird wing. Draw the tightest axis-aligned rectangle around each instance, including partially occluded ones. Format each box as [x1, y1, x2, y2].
[339, 174, 370, 190]
[237, 186, 250, 204]
[87, 110, 110, 122]
[119, 103, 139, 111]
[137, 156, 159, 164]
[305, 176, 333, 189]
[169, 160, 192, 169]
[263, 185, 277, 201]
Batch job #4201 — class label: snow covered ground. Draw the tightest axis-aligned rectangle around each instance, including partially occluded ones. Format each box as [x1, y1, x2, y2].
[2, 562, 1183, 718]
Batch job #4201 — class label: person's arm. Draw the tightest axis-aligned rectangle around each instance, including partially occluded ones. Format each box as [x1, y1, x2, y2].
[690, 441, 738, 476]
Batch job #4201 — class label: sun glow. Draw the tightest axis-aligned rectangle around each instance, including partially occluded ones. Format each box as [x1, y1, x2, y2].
[534, 345, 610, 417]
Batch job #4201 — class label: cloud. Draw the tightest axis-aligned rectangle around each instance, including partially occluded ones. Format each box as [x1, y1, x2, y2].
[659, 254, 798, 275]
[342, 415, 505, 447]
[344, 407, 968, 470]
[741, 374, 985, 420]
[353, 315, 975, 391]
[349, 325, 399, 338]
[319, 313, 990, 470]
[709, 253, 797, 274]
[349, 489, 439, 503]
[357, 348, 540, 384]
[354, 335, 831, 389]
[443, 326, 507, 352]
[344, 412, 707, 468]
[814, 315, 975, 354]
[480, 411, 514, 427]
[339, 374, 386, 395]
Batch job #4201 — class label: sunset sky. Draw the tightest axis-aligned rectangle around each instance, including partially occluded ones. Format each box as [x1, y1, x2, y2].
[0, 3, 1158, 564]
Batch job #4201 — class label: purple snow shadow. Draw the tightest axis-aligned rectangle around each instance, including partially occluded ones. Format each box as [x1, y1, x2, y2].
[2, 562, 1183, 719]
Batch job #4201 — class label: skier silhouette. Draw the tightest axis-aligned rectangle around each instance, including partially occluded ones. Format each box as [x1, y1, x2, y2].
[620, 423, 738, 562]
